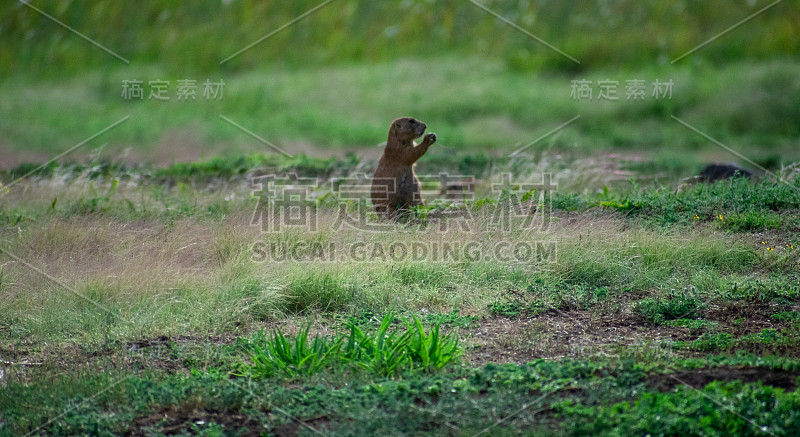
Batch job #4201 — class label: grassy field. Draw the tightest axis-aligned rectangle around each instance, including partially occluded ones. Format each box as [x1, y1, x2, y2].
[3, 0, 799, 76]
[1, 157, 799, 435]
[2, 1, 800, 167]
[2, 0, 800, 435]
[3, 58, 800, 169]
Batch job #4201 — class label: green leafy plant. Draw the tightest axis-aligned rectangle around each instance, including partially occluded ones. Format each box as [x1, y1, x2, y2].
[342, 312, 413, 377]
[238, 312, 462, 379]
[239, 324, 340, 378]
[404, 317, 461, 371]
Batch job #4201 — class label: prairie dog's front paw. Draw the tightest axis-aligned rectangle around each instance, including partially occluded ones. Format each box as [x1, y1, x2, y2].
[423, 133, 437, 145]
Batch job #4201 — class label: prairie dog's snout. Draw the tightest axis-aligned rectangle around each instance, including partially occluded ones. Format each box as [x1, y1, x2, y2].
[407, 118, 426, 136]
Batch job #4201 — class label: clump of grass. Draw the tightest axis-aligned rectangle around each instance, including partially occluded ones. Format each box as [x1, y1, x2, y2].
[282, 272, 360, 313]
[716, 210, 783, 233]
[671, 333, 735, 352]
[723, 277, 800, 303]
[663, 318, 717, 330]
[634, 292, 705, 325]
[393, 263, 450, 287]
[237, 313, 461, 379]
[347, 312, 461, 375]
[551, 193, 590, 212]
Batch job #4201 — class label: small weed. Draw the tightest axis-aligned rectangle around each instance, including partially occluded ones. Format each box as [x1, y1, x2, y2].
[741, 329, 781, 345]
[595, 185, 639, 212]
[488, 299, 549, 318]
[489, 301, 525, 318]
[67, 179, 120, 215]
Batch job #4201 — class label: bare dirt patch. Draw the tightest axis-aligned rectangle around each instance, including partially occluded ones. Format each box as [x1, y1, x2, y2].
[0, 333, 240, 385]
[131, 405, 330, 437]
[131, 406, 262, 436]
[705, 302, 782, 334]
[463, 311, 683, 366]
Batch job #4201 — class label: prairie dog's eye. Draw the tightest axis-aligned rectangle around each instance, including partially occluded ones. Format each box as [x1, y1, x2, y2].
[409, 119, 416, 124]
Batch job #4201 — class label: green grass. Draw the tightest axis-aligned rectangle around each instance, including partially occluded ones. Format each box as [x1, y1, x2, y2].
[4, 0, 799, 77]
[670, 329, 800, 354]
[238, 324, 338, 378]
[4, 1, 800, 432]
[2, 172, 797, 342]
[282, 272, 361, 313]
[635, 293, 705, 325]
[717, 210, 785, 233]
[3, 353, 800, 435]
[4, 152, 799, 223]
[773, 311, 800, 322]
[2, 165, 800, 434]
[3, 58, 800, 164]
[594, 176, 800, 226]
[565, 379, 800, 436]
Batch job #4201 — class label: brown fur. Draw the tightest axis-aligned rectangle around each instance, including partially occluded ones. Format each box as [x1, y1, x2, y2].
[371, 117, 436, 220]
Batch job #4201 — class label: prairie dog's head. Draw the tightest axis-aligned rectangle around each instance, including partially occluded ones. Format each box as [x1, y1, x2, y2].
[390, 117, 427, 141]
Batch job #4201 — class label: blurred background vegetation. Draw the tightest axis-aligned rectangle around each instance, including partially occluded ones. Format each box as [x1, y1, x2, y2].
[1, 0, 799, 176]
[4, 0, 799, 74]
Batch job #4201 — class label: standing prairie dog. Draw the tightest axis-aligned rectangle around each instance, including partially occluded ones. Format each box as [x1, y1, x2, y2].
[371, 117, 437, 220]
